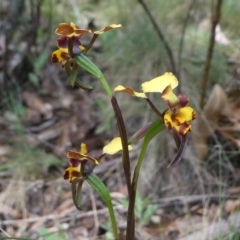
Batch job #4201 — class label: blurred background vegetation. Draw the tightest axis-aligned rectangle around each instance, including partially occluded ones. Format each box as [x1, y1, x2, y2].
[0, 0, 240, 239]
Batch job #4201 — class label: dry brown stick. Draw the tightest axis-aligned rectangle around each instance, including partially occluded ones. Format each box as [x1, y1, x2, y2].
[199, 0, 223, 109]
[138, 0, 178, 87]
[0, 205, 125, 225]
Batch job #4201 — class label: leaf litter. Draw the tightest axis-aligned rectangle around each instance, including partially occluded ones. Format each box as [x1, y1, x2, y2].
[1, 2, 240, 239]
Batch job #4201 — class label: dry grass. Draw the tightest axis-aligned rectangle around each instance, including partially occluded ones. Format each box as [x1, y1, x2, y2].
[1, 0, 240, 239]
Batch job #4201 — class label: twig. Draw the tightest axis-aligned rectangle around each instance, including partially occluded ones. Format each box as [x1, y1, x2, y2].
[0, 205, 125, 225]
[89, 185, 99, 237]
[178, 0, 197, 80]
[138, 0, 178, 88]
[0, 227, 11, 237]
[199, 0, 223, 109]
[152, 194, 236, 207]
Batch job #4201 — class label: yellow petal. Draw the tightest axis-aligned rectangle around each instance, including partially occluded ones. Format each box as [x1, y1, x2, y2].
[161, 85, 180, 108]
[164, 107, 196, 135]
[80, 143, 88, 155]
[174, 106, 196, 125]
[142, 72, 178, 93]
[103, 137, 132, 155]
[114, 85, 147, 98]
[94, 24, 122, 34]
[70, 22, 79, 30]
[163, 111, 174, 130]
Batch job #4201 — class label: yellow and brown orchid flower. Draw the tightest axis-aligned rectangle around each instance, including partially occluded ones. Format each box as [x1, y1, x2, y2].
[51, 22, 121, 66]
[114, 72, 196, 135]
[64, 143, 99, 182]
[160, 85, 196, 135]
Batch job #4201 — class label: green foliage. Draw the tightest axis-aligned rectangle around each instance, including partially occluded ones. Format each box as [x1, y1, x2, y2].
[37, 227, 68, 240]
[28, 51, 49, 87]
[224, 230, 240, 240]
[0, 145, 62, 180]
[100, 219, 115, 240]
[120, 191, 158, 227]
[94, 0, 236, 102]
[2, 94, 63, 180]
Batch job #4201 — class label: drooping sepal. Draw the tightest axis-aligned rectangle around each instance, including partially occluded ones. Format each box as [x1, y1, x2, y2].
[72, 178, 85, 210]
[167, 133, 188, 168]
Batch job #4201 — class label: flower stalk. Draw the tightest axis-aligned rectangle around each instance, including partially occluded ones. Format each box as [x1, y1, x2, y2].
[111, 96, 132, 194]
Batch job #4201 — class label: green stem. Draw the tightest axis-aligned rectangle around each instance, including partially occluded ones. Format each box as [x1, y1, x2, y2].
[86, 173, 118, 239]
[133, 120, 165, 183]
[128, 119, 165, 239]
[99, 74, 112, 98]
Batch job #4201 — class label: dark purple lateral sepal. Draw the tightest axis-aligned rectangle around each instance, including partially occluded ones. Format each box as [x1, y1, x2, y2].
[167, 133, 188, 168]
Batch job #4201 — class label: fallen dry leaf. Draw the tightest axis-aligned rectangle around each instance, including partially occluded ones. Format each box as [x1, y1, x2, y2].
[193, 84, 228, 159]
[0, 145, 11, 156]
[22, 91, 53, 122]
[224, 199, 240, 214]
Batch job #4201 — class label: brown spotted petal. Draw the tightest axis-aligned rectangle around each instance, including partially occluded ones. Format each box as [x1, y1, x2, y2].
[114, 85, 147, 98]
[94, 24, 122, 35]
[174, 122, 192, 135]
[64, 166, 82, 182]
[67, 143, 99, 165]
[67, 150, 86, 160]
[164, 107, 196, 135]
[67, 150, 99, 165]
[56, 22, 91, 37]
[51, 49, 70, 65]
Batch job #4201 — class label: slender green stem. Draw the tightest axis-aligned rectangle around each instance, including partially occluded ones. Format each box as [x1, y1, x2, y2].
[86, 173, 118, 239]
[129, 119, 165, 239]
[99, 74, 112, 98]
[133, 120, 165, 188]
